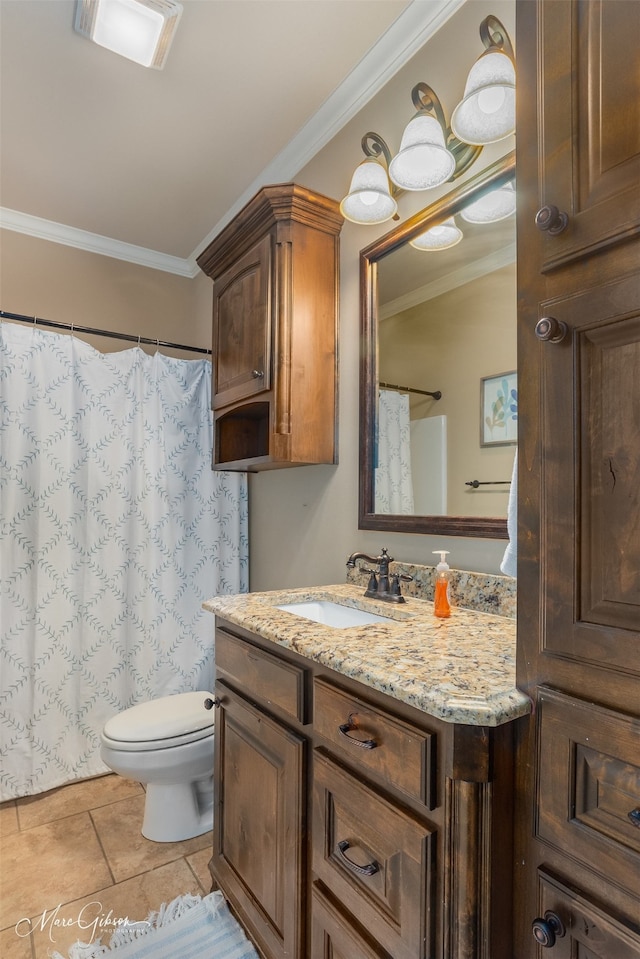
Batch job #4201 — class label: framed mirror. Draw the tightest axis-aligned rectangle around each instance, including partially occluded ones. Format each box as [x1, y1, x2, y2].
[359, 151, 516, 539]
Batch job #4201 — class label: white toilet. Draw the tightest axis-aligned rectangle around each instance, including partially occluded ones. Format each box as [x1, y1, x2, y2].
[100, 691, 215, 843]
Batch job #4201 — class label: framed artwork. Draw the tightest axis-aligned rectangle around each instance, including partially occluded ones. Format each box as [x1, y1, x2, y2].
[480, 371, 518, 447]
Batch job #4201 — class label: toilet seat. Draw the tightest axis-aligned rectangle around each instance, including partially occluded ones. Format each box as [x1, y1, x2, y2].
[102, 691, 215, 752]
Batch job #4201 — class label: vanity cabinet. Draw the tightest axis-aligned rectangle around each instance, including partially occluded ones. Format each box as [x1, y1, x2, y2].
[210, 618, 520, 959]
[197, 183, 343, 471]
[515, 1, 640, 954]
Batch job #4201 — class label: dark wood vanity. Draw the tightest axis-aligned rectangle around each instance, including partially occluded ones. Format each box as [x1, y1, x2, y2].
[204, 586, 527, 959]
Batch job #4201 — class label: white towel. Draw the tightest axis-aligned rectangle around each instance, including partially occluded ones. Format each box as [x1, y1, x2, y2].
[500, 449, 518, 578]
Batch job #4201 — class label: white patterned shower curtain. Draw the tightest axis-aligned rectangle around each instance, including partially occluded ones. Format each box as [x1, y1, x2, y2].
[374, 389, 414, 514]
[0, 324, 248, 800]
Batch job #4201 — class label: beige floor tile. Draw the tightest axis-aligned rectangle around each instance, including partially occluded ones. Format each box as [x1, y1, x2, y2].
[186, 847, 214, 894]
[29, 859, 204, 959]
[0, 924, 34, 959]
[91, 795, 213, 883]
[16, 775, 143, 831]
[0, 812, 112, 932]
[0, 801, 19, 836]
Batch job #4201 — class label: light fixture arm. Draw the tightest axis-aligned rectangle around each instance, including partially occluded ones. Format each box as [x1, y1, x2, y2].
[479, 15, 515, 60]
[361, 132, 393, 168]
[361, 132, 403, 199]
[410, 82, 482, 182]
[411, 83, 448, 131]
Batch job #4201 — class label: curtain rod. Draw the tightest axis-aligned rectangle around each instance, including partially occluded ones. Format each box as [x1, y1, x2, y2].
[0, 310, 212, 356]
[379, 381, 442, 400]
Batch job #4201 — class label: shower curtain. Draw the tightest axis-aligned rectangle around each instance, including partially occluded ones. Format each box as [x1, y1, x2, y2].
[0, 324, 248, 800]
[374, 389, 414, 514]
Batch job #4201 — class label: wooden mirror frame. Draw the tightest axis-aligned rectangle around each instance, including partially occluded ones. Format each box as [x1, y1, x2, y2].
[358, 151, 516, 539]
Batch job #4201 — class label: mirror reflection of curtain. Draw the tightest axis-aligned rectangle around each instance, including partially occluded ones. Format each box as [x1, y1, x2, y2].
[375, 389, 414, 513]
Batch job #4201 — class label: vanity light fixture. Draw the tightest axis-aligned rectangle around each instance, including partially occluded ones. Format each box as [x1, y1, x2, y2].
[389, 83, 482, 192]
[409, 216, 463, 251]
[340, 133, 399, 225]
[74, 0, 183, 69]
[460, 181, 516, 223]
[450, 15, 516, 145]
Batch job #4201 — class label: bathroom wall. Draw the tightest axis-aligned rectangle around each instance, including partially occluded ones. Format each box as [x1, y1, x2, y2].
[247, 0, 516, 589]
[1, 0, 516, 592]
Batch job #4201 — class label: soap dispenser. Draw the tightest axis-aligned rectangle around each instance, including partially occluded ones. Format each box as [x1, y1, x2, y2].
[432, 550, 451, 618]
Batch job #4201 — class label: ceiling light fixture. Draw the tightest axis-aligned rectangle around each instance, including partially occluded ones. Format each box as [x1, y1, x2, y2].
[409, 216, 464, 252]
[340, 133, 399, 225]
[450, 15, 516, 145]
[74, 0, 183, 69]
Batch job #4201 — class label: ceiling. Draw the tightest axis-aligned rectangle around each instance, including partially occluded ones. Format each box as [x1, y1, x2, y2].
[0, 0, 469, 277]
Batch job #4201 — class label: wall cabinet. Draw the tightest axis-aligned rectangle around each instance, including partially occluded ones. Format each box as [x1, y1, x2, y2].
[197, 183, 343, 471]
[210, 619, 521, 959]
[515, 1, 640, 954]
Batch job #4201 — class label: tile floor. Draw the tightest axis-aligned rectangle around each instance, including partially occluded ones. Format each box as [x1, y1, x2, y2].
[0, 774, 214, 959]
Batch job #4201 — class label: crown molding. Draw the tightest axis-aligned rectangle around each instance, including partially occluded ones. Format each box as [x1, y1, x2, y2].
[379, 242, 516, 320]
[0, 208, 196, 277]
[191, 0, 467, 267]
[2, 0, 466, 276]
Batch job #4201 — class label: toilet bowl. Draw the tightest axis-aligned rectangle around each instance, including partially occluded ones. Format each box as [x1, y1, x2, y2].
[100, 691, 215, 843]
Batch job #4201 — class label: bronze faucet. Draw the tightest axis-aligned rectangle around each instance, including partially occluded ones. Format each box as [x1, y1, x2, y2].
[346, 547, 412, 604]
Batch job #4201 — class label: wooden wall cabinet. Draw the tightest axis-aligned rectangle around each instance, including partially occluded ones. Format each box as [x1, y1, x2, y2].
[197, 184, 343, 471]
[515, 1, 640, 955]
[210, 620, 520, 959]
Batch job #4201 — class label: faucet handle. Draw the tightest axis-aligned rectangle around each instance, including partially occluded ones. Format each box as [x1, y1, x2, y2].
[390, 572, 413, 600]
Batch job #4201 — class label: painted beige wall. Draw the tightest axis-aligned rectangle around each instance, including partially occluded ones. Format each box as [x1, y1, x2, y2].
[1, 0, 516, 591]
[0, 229, 211, 358]
[248, 0, 516, 589]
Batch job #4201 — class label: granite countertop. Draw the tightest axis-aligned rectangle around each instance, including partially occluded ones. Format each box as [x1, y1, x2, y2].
[204, 583, 530, 727]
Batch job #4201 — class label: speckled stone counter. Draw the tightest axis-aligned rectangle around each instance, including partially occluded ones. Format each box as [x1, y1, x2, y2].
[204, 583, 529, 727]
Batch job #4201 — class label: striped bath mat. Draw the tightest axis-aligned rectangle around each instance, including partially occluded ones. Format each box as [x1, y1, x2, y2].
[50, 892, 259, 959]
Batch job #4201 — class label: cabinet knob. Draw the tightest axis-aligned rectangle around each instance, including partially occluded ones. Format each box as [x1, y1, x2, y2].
[535, 316, 568, 344]
[535, 204, 569, 235]
[628, 807, 640, 827]
[532, 911, 566, 948]
[203, 697, 219, 710]
[251, 369, 264, 378]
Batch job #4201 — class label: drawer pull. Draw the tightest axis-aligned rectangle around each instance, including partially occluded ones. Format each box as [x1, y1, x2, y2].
[338, 715, 378, 750]
[628, 807, 640, 827]
[336, 840, 379, 877]
[532, 911, 566, 948]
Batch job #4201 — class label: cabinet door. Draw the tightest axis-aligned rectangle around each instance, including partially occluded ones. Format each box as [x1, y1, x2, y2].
[212, 233, 272, 409]
[212, 681, 305, 959]
[535, 0, 640, 272]
[533, 871, 640, 958]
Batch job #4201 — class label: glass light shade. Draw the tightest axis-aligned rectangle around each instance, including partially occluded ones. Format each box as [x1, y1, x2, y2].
[340, 158, 397, 224]
[460, 182, 516, 223]
[389, 114, 455, 191]
[75, 0, 183, 69]
[410, 217, 463, 251]
[450, 50, 516, 145]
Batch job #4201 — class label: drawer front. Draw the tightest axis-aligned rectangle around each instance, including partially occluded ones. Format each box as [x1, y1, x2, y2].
[313, 751, 436, 959]
[311, 885, 388, 959]
[314, 677, 436, 809]
[533, 870, 640, 958]
[537, 688, 640, 899]
[216, 627, 307, 724]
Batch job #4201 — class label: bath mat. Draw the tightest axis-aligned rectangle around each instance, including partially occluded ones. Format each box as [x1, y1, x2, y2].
[50, 891, 259, 959]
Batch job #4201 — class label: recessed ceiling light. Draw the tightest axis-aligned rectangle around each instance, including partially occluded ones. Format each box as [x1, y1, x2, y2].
[74, 0, 183, 69]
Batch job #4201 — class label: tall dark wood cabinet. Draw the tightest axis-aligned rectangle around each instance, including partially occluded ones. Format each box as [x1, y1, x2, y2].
[515, 1, 640, 956]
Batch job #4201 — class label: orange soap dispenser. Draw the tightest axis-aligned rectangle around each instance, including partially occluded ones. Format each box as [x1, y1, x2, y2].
[432, 550, 451, 618]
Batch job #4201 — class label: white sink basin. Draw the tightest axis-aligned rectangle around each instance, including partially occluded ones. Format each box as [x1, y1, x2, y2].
[276, 600, 395, 629]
